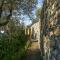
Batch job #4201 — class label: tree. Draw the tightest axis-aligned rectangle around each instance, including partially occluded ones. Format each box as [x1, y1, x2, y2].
[0, 0, 37, 26]
[0, 17, 28, 60]
[0, 0, 15, 26]
[36, 7, 42, 18]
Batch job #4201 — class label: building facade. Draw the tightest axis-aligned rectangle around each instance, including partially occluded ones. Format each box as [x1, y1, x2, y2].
[30, 20, 40, 48]
[25, 20, 41, 49]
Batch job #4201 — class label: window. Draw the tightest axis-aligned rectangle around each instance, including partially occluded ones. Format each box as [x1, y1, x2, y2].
[31, 28, 34, 39]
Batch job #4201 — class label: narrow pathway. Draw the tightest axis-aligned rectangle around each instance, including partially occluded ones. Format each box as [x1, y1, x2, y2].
[21, 41, 42, 60]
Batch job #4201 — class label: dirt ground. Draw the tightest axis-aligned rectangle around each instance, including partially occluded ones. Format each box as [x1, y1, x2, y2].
[21, 41, 42, 60]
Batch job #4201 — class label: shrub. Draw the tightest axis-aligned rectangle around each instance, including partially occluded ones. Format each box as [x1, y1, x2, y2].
[0, 29, 28, 60]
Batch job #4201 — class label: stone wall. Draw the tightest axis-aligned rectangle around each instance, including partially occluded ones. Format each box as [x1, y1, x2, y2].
[40, 0, 60, 60]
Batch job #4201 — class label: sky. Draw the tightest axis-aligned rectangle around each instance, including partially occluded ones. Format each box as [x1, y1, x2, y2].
[20, 0, 43, 26]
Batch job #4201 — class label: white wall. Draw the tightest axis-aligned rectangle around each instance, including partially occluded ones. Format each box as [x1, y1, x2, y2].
[30, 20, 40, 48]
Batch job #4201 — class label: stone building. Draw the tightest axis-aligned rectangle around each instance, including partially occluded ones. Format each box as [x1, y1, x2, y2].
[40, 0, 60, 60]
[25, 19, 40, 49]
[30, 20, 40, 48]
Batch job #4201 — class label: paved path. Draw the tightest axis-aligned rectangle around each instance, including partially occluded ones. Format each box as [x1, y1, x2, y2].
[21, 41, 42, 60]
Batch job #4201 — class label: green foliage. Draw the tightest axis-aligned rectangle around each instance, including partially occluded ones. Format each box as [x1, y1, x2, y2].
[0, 0, 37, 26]
[0, 19, 28, 60]
[0, 29, 28, 60]
[36, 7, 42, 18]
